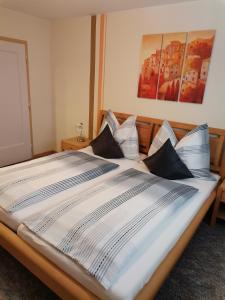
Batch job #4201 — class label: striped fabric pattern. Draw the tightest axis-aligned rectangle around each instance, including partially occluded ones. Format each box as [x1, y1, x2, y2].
[100, 110, 119, 134]
[0, 151, 119, 214]
[114, 115, 139, 160]
[175, 124, 214, 180]
[100, 110, 139, 160]
[0, 154, 96, 195]
[0, 151, 74, 176]
[25, 168, 198, 289]
[148, 120, 177, 157]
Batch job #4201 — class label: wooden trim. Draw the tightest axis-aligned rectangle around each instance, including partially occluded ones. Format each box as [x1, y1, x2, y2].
[24, 42, 34, 156]
[0, 36, 34, 156]
[96, 15, 107, 132]
[0, 36, 27, 45]
[220, 151, 225, 180]
[89, 16, 97, 140]
[33, 151, 56, 159]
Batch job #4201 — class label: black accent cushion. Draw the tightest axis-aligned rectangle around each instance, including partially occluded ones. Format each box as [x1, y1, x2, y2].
[143, 139, 193, 180]
[90, 125, 124, 159]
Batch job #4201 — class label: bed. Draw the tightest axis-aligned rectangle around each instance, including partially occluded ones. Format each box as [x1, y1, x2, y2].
[0, 110, 225, 300]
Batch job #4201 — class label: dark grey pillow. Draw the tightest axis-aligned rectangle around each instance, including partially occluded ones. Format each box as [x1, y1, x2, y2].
[90, 125, 124, 159]
[143, 139, 193, 180]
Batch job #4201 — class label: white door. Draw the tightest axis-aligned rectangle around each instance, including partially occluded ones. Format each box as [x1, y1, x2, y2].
[0, 39, 32, 167]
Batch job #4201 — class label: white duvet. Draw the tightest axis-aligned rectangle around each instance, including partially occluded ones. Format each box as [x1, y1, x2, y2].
[0, 147, 146, 231]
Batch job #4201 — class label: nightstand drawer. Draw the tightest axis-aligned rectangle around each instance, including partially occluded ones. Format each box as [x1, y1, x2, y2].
[61, 142, 78, 151]
[61, 137, 90, 151]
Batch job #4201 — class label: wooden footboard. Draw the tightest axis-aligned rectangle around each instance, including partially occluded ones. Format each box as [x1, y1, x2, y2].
[0, 223, 97, 300]
[0, 190, 216, 300]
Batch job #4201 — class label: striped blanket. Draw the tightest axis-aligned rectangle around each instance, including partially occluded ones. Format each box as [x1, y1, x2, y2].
[0, 151, 118, 215]
[25, 168, 198, 289]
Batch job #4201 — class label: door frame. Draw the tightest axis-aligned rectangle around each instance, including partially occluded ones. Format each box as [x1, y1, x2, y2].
[0, 36, 34, 156]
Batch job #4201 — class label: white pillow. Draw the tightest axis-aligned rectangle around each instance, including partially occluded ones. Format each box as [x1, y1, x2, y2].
[148, 120, 177, 156]
[175, 124, 214, 180]
[100, 110, 119, 134]
[114, 115, 139, 160]
[100, 110, 139, 160]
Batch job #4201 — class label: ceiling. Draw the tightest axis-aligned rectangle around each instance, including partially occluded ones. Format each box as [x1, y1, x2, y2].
[0, 0, 197, 19]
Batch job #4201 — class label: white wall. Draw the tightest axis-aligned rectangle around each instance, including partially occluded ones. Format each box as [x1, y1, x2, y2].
[0, 7, 55, 154]
[52, 16, 91, 151]
[104, 0, 225, 129]
[1, 1, 224, 156]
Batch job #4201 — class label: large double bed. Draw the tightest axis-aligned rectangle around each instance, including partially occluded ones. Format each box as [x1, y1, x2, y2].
[0, 111, 224, 300]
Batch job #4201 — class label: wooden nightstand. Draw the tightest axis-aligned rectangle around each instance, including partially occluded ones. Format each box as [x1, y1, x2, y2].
[61, 137, 90, 151]
[211, 179, 225, 225]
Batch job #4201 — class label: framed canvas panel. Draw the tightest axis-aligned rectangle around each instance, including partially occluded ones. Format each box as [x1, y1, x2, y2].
[179, 30, 216, 104]
[138, 34, 163, 99]
[157, 32, 187, 101]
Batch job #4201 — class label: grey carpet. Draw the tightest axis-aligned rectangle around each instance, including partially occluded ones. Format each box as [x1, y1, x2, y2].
[156, 221, 225, 300]
[0, 222, 224, 300]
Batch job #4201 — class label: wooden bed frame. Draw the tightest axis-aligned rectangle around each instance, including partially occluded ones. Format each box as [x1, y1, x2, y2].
[1, 110, 225, 300]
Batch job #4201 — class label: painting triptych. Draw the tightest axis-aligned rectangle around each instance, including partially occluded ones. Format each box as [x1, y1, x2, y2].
[137, 30, 215, 104]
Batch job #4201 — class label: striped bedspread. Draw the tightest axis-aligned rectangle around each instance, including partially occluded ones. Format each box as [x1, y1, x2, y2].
[0, 151, 118, 214]
[25, 168, 198, 289]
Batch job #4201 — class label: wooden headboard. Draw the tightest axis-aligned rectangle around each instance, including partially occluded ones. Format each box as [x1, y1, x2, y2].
[98, 110, 225, 178]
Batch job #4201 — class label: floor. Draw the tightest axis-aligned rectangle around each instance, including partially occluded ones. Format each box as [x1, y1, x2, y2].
[0, 221, 224, 300]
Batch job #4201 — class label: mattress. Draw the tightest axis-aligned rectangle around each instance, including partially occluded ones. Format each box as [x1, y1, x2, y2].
[0, 147, 146, 231]
[18, 165, 219, 300]
[0, 207, 18, 231]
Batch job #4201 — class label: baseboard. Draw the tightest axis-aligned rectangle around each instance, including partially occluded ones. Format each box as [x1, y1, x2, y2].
[33, 150, 56, 159]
